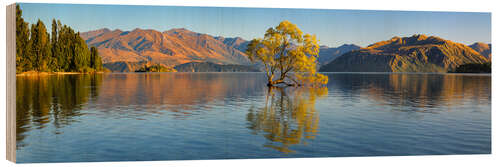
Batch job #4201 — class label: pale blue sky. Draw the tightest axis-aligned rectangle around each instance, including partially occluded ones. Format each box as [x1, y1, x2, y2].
[19, 3, 491, 47]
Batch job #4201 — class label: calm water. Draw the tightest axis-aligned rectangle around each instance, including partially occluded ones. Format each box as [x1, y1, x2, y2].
[16, 73, 491, 163]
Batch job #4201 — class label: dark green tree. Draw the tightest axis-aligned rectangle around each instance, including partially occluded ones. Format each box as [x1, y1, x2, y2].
[15, 4, 31, 73]
[73, 33, 91, 72]
[30, 19, 51, 71]
[58, 25, 74, 71]
[49, 19, 60, 71]
[90, 46, 102, 71]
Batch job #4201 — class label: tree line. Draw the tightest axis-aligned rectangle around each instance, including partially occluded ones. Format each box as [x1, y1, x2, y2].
[16, 5, 103, 73]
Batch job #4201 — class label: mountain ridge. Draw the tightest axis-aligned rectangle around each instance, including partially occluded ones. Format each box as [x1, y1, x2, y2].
[82, 29, 489, 73]
[81, 28, 252, 67]
[81, 28, 365, 69]
[318, 44, 361, 65]
[320, 34, 489, 72]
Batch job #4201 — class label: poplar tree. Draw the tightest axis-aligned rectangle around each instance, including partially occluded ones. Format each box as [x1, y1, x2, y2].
[15, 4, 31, 72]
[30, 19, 51, 71]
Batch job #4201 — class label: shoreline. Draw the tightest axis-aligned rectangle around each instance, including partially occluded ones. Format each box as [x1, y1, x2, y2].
[16, 71, 105, 76]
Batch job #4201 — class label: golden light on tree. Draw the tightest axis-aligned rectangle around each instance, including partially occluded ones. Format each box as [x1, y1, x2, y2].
[246, 20, 328, 87]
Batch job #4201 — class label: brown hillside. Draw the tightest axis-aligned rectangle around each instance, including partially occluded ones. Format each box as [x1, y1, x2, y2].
[81, 28, 251, 67]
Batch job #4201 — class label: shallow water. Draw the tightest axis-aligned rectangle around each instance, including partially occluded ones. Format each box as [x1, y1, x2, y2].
[15, 73, 491, 162]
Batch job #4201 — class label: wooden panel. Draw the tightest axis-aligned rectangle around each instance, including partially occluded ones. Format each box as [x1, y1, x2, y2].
[6, 3, 17, 163]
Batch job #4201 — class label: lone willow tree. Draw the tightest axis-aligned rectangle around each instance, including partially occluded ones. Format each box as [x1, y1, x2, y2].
[246, 20, 328, 87]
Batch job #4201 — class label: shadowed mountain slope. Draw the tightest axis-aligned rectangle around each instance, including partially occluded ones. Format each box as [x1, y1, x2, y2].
[469, 42, 491, 60]
[103, 61, 153, 72]
[317, 44, 361, 65]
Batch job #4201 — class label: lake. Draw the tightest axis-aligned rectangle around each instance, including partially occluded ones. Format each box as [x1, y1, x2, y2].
[15, 73, 491, 163]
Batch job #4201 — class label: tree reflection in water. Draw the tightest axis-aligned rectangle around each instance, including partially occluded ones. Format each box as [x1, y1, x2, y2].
[16, 74, 102, 149]
[247, 86, 328, 153]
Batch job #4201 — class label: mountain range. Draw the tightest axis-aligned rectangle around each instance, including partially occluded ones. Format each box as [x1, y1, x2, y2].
[81, 28, 490, 73]
[81, 28, 251, 67]
[81, 28, 361, 70]
[320, 34, 489, 72]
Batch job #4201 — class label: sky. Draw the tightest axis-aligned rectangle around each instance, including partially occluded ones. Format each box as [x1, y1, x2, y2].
[19, 3, 491, 47]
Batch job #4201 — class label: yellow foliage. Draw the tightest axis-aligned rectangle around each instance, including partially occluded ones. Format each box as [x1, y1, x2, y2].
[246, 20, 328, 87]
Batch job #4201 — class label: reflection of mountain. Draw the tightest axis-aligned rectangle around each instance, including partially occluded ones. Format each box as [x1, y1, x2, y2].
[320, 35, 488, 72]
[95, 73, 267, 117]
[16, 75, 102, 148]
[15, 73, 268, 147]
[326, 73, 491, 110]
[174, 62, 260, 72]
[246, 87, 327, 153]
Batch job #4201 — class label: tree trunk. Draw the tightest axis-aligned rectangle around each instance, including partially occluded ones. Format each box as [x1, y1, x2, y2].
[267, 79, 295, 87]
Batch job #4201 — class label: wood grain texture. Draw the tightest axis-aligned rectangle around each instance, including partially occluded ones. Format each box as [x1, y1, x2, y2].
[6, 3, 17, 163]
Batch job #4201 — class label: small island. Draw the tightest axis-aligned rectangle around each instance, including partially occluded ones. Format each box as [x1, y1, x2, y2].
[135, 64, 177, 72]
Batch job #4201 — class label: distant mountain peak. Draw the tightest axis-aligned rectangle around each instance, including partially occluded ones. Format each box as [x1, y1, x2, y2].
[95, 28, 111, 33]
[338, 44, 360, 48]
[170, 28, 189, 31]
[470, 42, 490, 48]
[223, 37, 246, 44]
[469, 42, 492, 60]
[320, 44, 360, 49]
[390, 36, 401, 40]
[317, 44, 361, 65]
[80, 28, 114, 42]
[367, 34, 447, 50]
[80, 28, 111, 35]
[389, 34, 430, 41]
[111, 28, 123, 32]
[129, 28, 162, 35]
[165, 28, 198, 35]
[411, 34, 428, 40]
[130, 28, 153, 33]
